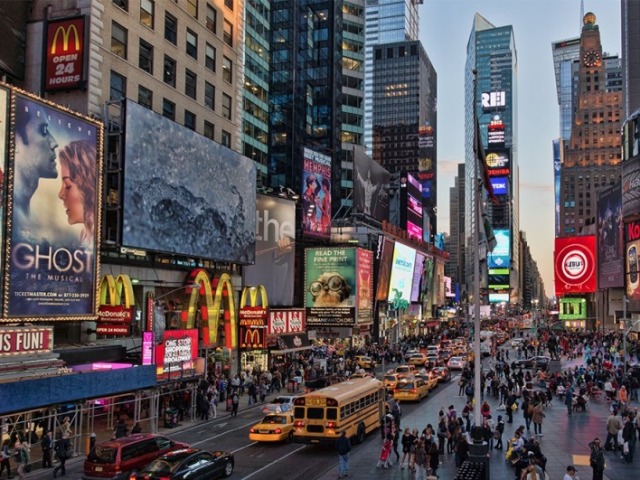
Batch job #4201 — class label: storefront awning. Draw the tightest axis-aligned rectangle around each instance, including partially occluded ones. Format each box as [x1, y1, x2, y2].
[271, 333, 312, 354]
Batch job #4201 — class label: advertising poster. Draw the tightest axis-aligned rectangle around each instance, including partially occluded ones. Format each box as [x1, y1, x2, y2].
[387, 242, 416, 303]
[6, 93, 101, 318]
[305, 248, 356, 326]
[625, 222, 640, 310]
[353, 147, 390, 221]
[155, 329, 198, 379]
[485, 149, 510, 173]
[44, 16, 85, 91]
[488, 229, 511, 269]
[490, 177, 508, 196]
[123, 100, 256, 263]
[0, 87, 7, 299]
[376, 237, 395, 302]
[356, 248, 373, 324]
[301, 147, 331, 239]
[622, 155, 640, 220]
[555, 236, 597, 296]
[410, 253, 426, 302]
[243, 195, 295, 306]
[268, 309, 306, 335]
[597, 185, 624, 288]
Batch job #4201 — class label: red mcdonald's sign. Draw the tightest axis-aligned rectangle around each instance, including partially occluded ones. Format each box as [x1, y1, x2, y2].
[240, 327, 266, 349]
[44, 16, 85, 91]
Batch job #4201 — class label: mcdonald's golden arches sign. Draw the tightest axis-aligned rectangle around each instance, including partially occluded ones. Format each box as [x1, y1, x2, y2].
[239, 285, 267, 349]
[44, 16, 85, 91]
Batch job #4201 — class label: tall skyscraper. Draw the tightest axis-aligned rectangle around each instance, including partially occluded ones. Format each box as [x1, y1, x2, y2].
[363, 0, 420, 154]
[558, 13, 623, 237]
[465, 14, 520, 305]
[446, 163, 466, 289]
[622, 0, 640, 119]
[552, 37, 581, 141]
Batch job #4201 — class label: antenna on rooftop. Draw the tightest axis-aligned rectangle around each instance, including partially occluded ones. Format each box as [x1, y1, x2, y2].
[580, 0, 584, 31]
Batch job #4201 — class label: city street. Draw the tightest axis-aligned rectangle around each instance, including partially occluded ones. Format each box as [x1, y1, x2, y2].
[23, 355, 637, 480]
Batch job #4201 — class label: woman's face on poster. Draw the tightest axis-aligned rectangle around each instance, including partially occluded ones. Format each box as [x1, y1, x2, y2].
[58, 163, 84, 226]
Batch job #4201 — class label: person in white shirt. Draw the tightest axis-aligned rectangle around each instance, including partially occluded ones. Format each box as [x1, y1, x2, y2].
[562, 465, 579, 480]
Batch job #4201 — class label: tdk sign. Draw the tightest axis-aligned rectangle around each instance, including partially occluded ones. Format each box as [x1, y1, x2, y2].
[482, 91, 506, 110]
[490, 176, 508, 195]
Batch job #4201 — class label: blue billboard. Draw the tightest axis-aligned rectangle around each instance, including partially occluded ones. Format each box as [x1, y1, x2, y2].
[488, 229, 510, 269]
[490, 177, 508, 196]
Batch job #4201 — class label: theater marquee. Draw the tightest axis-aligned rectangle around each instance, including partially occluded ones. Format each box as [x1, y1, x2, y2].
[44, 16, 86, 91]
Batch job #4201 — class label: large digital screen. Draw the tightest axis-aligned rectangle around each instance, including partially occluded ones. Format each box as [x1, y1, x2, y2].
[626, 235, 640, 310]
[622, 154, 640, 220]
[555, 235, 597, 296]
[302, 148, 331, 239]
[597, 185, 623, 288]
[6, 93, 102, 318]
[410, 253, 426, 302]
[122, 100, 256, 263]
[387, 242, 416, 303]
[353, 147, 389, 221]
[490, 177, 508, 196]
[401, 172, 423, 241]
[489, 293, 509, 303]
[488, 229, 510, 269]
[243, 195, 295, 307]
[376, 236, 395, 302]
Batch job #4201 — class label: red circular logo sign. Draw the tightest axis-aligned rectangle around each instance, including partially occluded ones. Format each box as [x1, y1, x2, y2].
[555, 242, 595, 288]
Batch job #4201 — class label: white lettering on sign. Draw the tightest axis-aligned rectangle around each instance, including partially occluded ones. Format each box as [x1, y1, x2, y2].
[482, 91, 506, 109]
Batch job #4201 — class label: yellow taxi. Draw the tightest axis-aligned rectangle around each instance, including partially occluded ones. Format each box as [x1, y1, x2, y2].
[393, 378, 430, 402]
[355, 355, 376, 369]
[384, 373, 402, 392]
[415, 373, 439, 392]
[249, 413, 295, 442]
[395, 364, 416, 376]
[407, 353, 428, 367]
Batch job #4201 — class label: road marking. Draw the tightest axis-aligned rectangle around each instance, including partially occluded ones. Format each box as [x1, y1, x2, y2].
[240, 445, 307, 479]
[190, 420, 256, 446]
[232, 442, 258, 453]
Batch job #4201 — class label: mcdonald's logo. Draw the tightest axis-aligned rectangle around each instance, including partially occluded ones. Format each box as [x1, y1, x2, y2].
[50, 24, 81, 54]
[241, 327, 265, 349]
[99, 274, 134, 308]
[240, 285, 269, 309]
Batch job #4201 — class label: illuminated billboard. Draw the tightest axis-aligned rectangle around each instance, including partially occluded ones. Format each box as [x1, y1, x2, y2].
[387, 242, 416, 303]
[625, 225, 640, 310]
[489, 293, 509, 303]
[305, 248, 356, 326]
[44, 16, 85, 91]
[481, 91, 506, 110]
[243, 195, 295, 306]
[490, 177, 508, 196]
[376, 236, 395, 302]
[485, 150, 510, 172]
[353, 147, 389, 221]
[622, 155, 640, 220]
[559, 297, 587, 320]
[5, 93, 102, 319]
[302, 148, 331, 239]
[356, 248, 373, 324]
[122, 100, 256, 263]
[555, 236, 597, 296]
[401, 172, 423, 241]
[597, 185, 623, 288]
[488, 230, 510, 269]
[410, 253, 426, 302]
[487, 118, 505, 147]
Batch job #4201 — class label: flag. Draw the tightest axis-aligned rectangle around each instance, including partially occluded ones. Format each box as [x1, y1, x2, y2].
[475, 117, 498, 204]
[480, 198, 497, 253]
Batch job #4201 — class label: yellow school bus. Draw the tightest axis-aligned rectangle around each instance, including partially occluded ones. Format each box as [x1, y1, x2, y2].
[292, 377, 385, 445]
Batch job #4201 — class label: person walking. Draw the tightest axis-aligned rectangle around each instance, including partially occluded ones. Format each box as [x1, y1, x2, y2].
[336, 430, 351, 478]
[399, 427, 414, 470]
[15, 441, 29, 480]
[231, 390, 240, 417]
[53, 434, 71, 478]
[565, 385, 574, 416]
[532, 401, 545, 437]
[0, 440, 11, 479]
[41, 430, 53, 469]
[494, 415, 505, 450]
[588, 437, 605, 480]
[622, 413, 636, 464]
[413, 438, 427, 480]
[428, 440, 440, 477]
[605, 409, 622, 451]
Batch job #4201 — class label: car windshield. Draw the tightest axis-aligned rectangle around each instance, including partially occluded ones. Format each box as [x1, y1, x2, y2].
[263, 415, 287, 424]
[384, 375, 396, 381]
[143, 458, 182, 475]
[91, 445, 118, 464]
[396, 382, 417, 391]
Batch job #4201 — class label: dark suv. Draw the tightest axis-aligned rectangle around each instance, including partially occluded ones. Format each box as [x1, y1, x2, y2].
[82, 433, 188, 480]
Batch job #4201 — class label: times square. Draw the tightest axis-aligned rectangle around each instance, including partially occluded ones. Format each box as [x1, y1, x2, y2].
[0, 1, 639, 480]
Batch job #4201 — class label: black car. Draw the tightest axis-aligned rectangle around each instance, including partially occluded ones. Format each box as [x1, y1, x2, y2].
[431, 367, 452, 383]
[515, 356, 551, 370]
[130, 448, 233, 480]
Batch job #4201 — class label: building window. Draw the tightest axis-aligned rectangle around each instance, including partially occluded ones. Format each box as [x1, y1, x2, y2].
[222, 56, 232, 83]
[113, 0, 128, 11]
[223, 19, 233, 46]
[164, 55, 176, 87]
[187, 0, 198, 18]
[221, 130, 231, 147]
[224, 0, 233, 10]
[205, 43, 216, 72]
[204, 120, 214, 140]
[221, 93, 231, 120]
[206, 5, 217, 33]
[186, 29, 198, 59]
[139, 39, 153, 74]
[184, 110, 196, 130]
[204, 81, 215, 110]
[138, 85, 153, 109]
[162, 98, 175, 121]
[111, 22, 127, 59]
[140, 0, 154, 28]
[185, 69, 197, 99]
[164, 12, 177, 44]
[110, 71, 126, 100]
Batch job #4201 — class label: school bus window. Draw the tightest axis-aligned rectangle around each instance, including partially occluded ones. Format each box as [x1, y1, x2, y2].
[327, 408, 337, 420]
[308, 408, 324, 419]
[294, 407, 304, 418]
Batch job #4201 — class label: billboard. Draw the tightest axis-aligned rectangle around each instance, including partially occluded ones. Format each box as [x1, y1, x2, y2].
[559, 297, 587, 320]
[356, 248, 373, 323]
[5, 93, 101, 318]
[400, 173, 423, 241]
[301, 147, 331, 239]
[0, 2, 27, 80]
[410, 252, 426, 302]
[353, 147, 389, 221]
[489, 293, 509, 303]
[387, 242, 416, 303]
[481, 91, 506, 110]
[485, 150, 510, 173]
[626, 234, 640, 310]
[555, 236, 597, 296]
[155, 329, 198, 378]
[444, 276, 455, 298]
[622, 155, 640, 220]
[267, 309, 305, 335]
[44, 16, 85, 91]
[376, 236, 395, 302]
[597, 185, 624, 288]
[487, 118, 505, 147]
[488, 230, 510, 269]
[243, 195, 295, 306]
[490, 177, 508, 196]
[123, 100, 256, 263]
[305, 248, 356, 326]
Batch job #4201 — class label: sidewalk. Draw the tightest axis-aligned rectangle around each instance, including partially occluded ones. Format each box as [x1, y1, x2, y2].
[320, 358, 637, 480]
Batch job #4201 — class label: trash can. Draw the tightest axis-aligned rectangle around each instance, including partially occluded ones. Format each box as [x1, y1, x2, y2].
[164, 408, 179, 428]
